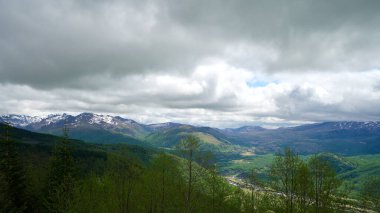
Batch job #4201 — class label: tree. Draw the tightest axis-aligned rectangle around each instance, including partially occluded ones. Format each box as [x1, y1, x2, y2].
[107, 154, 143, 213]
[45, 126, 76, 213]
[308, 155, 341, 212]
[176, 135, 200, 213]
[69, 173, 111, 213]
[294, 161, 313, 213]
[0, 122, 28, 213]
[245, 169, 261, 213]
[206, 164, 219, 213]
[200, 151, 226, 213]
[360, 176, 380, 211]
[335, 181, 354, 212]
[144, 153, 184, 213]
[270, 148, 301, 213]
[0, 123, 28, 211]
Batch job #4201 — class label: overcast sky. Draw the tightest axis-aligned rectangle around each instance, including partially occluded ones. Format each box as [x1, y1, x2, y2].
[1, 0, 380, 127]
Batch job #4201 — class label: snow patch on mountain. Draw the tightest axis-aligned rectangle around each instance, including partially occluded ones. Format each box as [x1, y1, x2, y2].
[44, 114, 69, 125]
[333, 121, 380, 130]
[0, 114, 45, 127]
[89, 114, 116, 125]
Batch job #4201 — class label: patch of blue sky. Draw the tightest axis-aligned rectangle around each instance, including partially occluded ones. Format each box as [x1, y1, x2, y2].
[246, 80, 273, 88]
[246, 78, 280, 88]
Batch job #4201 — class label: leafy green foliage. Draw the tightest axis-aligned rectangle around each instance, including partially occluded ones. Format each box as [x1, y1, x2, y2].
[308, 155, 341, 212]
[360, 176, 380, 211]
[270, 148, 301, 213]
[0, 123, 378, 212]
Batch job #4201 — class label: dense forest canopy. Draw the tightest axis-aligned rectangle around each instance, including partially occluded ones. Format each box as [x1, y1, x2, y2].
[1, 123, 379, 212]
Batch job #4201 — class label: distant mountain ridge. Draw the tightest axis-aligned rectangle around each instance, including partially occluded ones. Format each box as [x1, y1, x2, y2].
[0, 114, 46, 127]
[3, 113, 380, 133]
[1, 113, 380, 155]
[289, 121, 380, 131]
[0, 113, 150, 145]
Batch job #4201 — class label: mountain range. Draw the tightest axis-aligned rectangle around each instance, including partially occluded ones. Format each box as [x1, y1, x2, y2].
[1, 113, 380, 155]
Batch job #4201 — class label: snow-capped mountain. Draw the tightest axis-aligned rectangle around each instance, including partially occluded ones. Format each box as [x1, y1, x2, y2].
[0, 113, 151, 141]
[0, 114, 45, 127]
[1, 113, 138, 129]
[3, 113, 380, 133]
[333, 121, 380, 130]
[1, 113, 380, 155]
[290, 121, 380, 132]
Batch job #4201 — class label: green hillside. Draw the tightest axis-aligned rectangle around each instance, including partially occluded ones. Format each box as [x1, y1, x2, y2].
[1, 123, 379, 212]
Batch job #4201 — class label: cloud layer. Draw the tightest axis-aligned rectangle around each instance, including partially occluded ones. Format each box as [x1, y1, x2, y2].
[1, 0, 380, 127]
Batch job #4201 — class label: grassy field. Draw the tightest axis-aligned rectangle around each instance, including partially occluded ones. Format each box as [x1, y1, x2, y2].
[339, 154, 380, 192]
[218, 153, 275, 177]
[218, 152, 380, 195]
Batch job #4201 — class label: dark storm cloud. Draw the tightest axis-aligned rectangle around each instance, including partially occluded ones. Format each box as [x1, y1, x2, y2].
[1, 0, 380, 89]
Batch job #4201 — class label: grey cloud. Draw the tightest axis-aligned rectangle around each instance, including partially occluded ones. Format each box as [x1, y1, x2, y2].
[272, 84, 380, 122]
[0, 0, 221, 88]
[163, 0, 380, 71]
[1, 0, 380, 126]
[1, 0, 380, 89]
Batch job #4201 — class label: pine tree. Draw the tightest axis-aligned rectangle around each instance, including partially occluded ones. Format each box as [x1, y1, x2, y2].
[0, 122, 28, 213]
[45, 125, 76, 213]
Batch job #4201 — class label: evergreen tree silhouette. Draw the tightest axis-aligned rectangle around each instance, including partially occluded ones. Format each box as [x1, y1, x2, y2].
[45, 125, 76, 213]
[0, 122, 28, 212]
